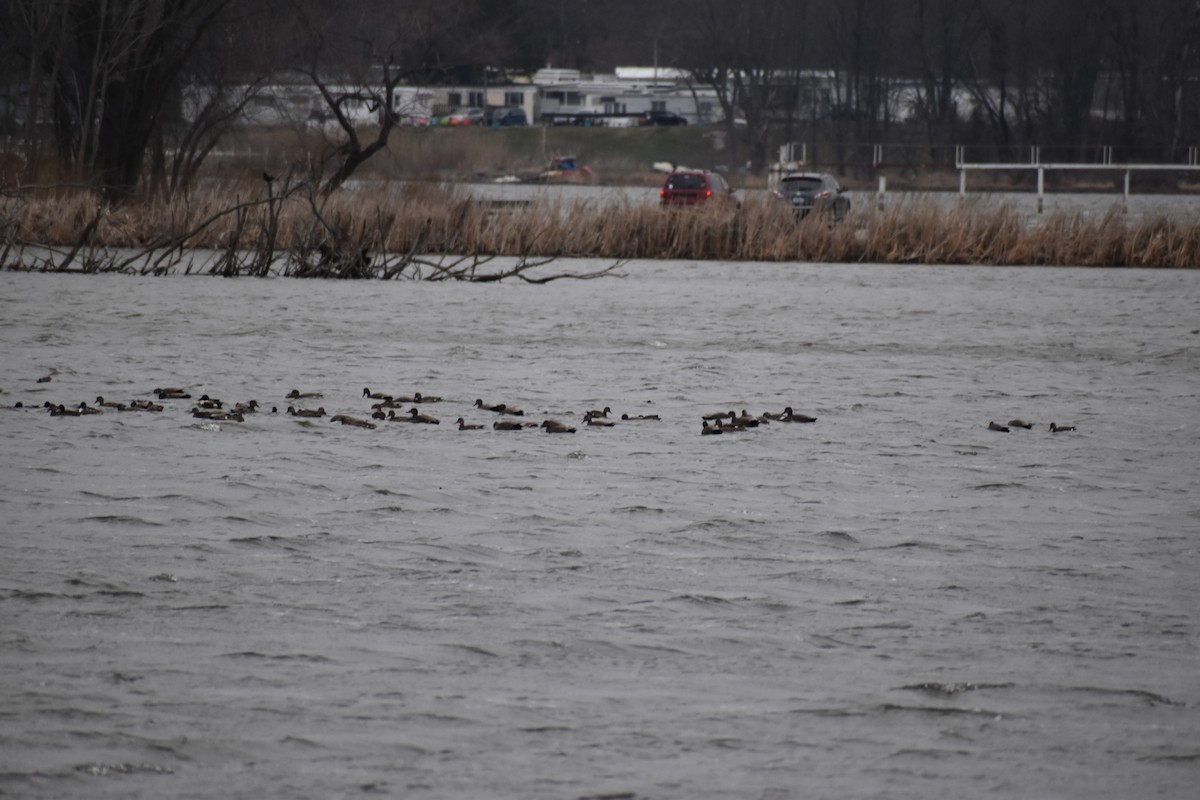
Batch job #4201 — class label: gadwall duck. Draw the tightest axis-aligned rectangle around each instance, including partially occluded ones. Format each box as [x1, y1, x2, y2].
[541, 419, 577, 433]
[407, 407, 440, 424]
[288, 389, 323, 399]
[95, 396, 127, 411]
[1049, 422, 1076, 433]
[583, 406, 611, 418]
[493, 419, 525, 431]
[584, 411, 615, 427]
[456, 417, 484, 430]
[154, 387, 191, 399]
[620, 413, 660, 421]
[1008, 419, 1034, 429]
[735, 410, 763, 427]
[48, 403, 81, 416]
[701, 420, 723, 435]
[362, 388, 392, 400]
[193, 408, 243, 422]
[988, 421, 1011, 432]
[412, 392, 442, 403]
[782, 408, 817, 423]
[475, 399, 524, 415]
[287, 406, 326, 418]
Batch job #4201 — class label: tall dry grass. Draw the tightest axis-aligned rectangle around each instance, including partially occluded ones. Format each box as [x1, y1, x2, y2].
[3, 182, 1199, 273]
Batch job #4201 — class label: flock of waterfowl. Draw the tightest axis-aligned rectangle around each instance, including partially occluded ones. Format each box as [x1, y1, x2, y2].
[988, 419, 1076, 433]
[13, 383, 825, 435]
[12, 380, 1077, 436]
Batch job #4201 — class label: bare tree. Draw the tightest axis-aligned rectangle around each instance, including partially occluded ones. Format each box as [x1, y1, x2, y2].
[33, 0, 235, 199]
[678, 0, 807, 172]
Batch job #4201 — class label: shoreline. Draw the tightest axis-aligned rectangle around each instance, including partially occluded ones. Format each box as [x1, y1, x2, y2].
[3, 183, 1199, 272]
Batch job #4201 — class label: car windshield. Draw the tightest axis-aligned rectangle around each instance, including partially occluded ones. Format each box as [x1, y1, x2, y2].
[781, 177, 825, 193]
[667, 174, 707, 190]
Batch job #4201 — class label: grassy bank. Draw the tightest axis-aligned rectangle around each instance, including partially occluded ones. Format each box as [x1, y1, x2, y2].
[3, 181, 1198, 273]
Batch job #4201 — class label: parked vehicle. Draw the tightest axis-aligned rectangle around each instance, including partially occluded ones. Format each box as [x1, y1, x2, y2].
[774, 172, 850, 220]
[660, 170, 740, 208]
[642, 110, 688, 126]
[570, 109, 602, 126]
[488, 107, 528, 126]
[446, 107, 485, 126]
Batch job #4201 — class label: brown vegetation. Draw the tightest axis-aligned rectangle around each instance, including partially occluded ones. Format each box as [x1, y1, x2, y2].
[2, 181, 1198, 275]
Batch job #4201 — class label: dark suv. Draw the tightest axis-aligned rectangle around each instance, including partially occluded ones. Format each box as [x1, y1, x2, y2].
[774, 172, 850, 220]
[660, 170, 740, 208]
[488, 107, 528, 126]
[642, 110, 688, 126]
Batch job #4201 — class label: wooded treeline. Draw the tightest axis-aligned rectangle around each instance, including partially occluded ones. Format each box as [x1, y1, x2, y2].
[1, 0, 1198, 200]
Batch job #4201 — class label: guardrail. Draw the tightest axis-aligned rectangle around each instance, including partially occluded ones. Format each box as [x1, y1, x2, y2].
[953, 145, 1200, 212]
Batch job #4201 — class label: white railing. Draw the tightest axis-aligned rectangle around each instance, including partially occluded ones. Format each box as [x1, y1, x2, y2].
[954, 151, 1200, 212]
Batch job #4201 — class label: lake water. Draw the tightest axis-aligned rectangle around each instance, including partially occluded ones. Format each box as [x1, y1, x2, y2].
[1, 261, 1198, 799]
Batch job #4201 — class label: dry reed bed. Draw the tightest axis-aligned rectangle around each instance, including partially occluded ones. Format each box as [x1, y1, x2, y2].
[2, 182, 1199, 271]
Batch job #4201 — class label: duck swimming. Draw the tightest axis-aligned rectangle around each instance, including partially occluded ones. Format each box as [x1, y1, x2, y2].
[1008, 419, 1034, 429]
[288, 389, 323, 399]
[475, 399, 524, 415]
[407, 407, 440, 424]
[988, 421, 1011, 432]
[287, 406, 326, 418]
[412, 392, 442, 403]
[1049, 422, 1076, 433]
[541, 419, 576, 433]
[456, 417, 484, 430]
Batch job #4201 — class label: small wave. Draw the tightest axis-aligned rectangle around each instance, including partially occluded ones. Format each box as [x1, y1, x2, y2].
[75, 514, 164, 527]
[219, 651, 331, 662]
[1065, 686, 1181, 706]
[439, 643, 499, 658]
[872, 540, 934, 551]
[64, 577, 144, 597]
[897, 682, 1015, 696]
[78, 490, 143, 501]
[5, 588, 82, 601]
[669, 593, 736, 606]
[1139, 752, 1200, 763]
[876, 703, 1003, 717]
[75, 761, 174, 776]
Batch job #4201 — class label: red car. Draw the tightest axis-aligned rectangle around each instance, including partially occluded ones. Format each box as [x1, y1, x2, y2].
[660, 170, 740, 208]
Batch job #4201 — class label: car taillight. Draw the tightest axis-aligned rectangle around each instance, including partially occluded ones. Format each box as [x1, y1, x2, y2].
[706, 189, 712, 197]
[660, 188, 666, 197]
[818, 190, 830, 198]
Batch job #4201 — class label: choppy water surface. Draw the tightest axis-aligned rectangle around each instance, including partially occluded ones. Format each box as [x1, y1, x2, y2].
[1, 261, 1198, 800]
